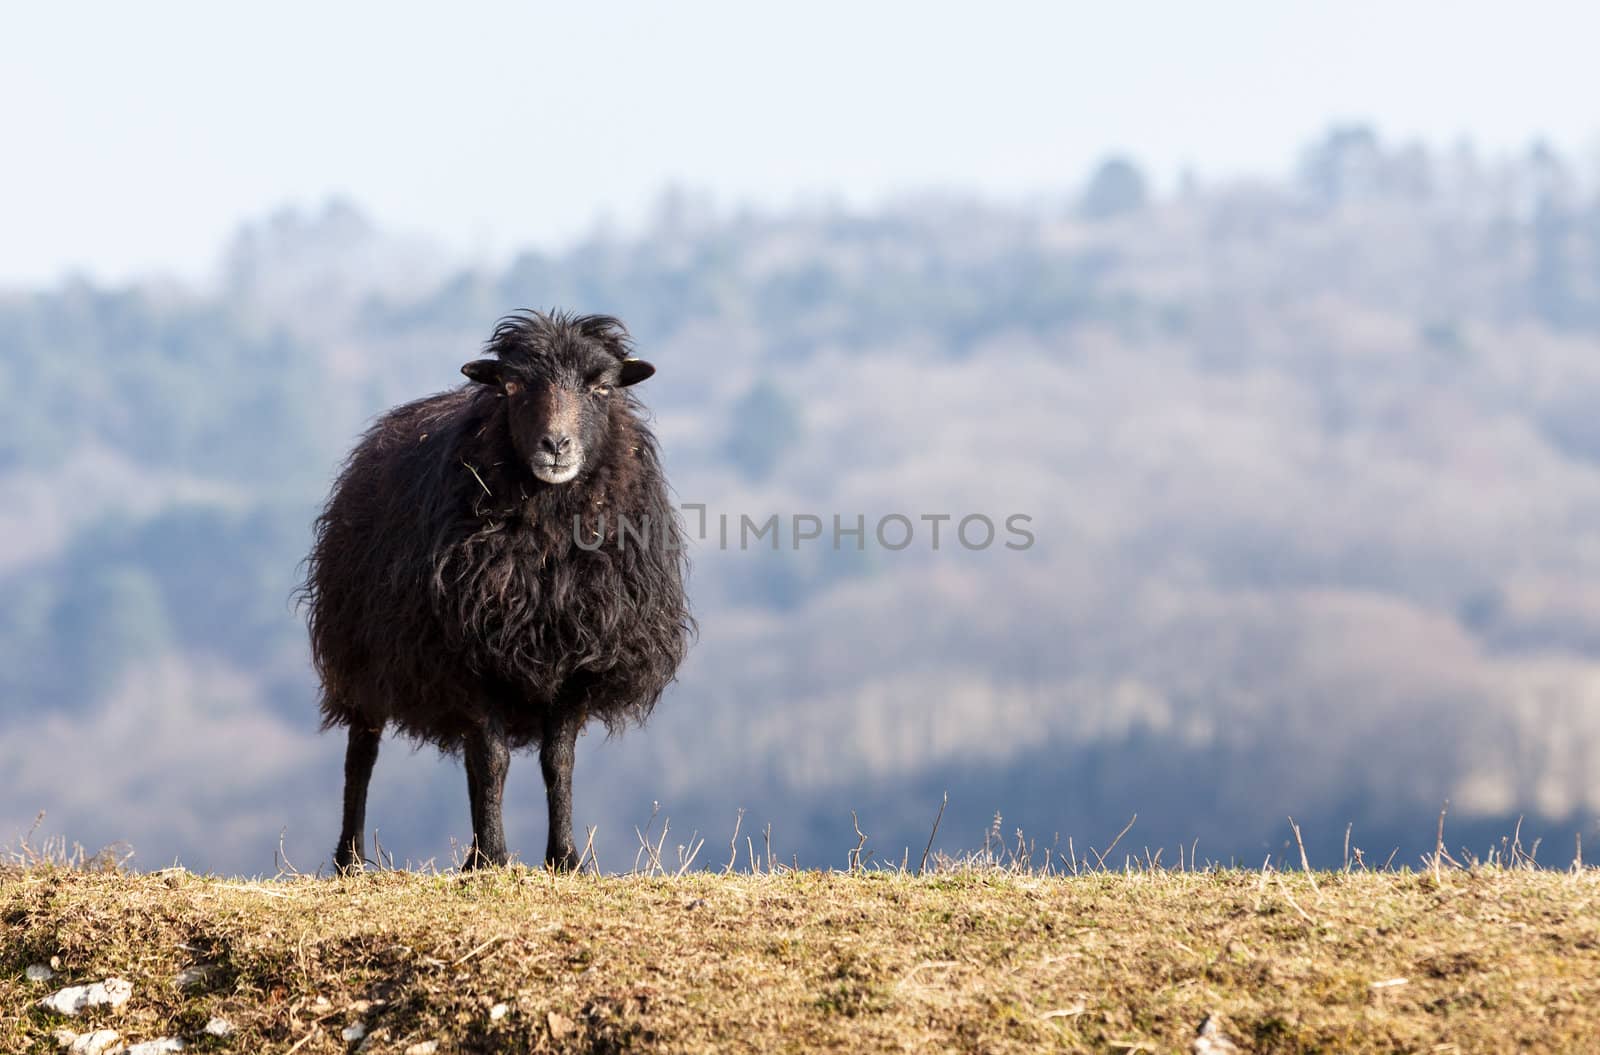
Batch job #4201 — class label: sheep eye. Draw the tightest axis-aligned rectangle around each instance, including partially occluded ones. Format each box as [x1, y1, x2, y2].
[590, 383, 613, 397]
[503, 381, 521, 397]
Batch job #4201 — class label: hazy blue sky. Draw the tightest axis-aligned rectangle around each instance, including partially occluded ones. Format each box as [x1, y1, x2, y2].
[3, 0, 1596, 285]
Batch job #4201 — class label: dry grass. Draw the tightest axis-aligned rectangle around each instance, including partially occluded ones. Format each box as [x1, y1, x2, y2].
[5, 860, 1600, 1054]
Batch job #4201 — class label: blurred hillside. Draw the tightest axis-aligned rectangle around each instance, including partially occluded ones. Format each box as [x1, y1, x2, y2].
[4, 127, 1600, 873]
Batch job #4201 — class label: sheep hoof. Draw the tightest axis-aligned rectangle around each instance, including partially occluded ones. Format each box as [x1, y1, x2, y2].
[463, 848, 510, 870]
[333, 847, 366, 875]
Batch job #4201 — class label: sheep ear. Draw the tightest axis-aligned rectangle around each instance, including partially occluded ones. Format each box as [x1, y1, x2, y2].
[461, 360, 506, 386]
[617, 358, 655, 387]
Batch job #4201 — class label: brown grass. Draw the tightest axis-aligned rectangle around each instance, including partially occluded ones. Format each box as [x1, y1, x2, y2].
[5, 863, 1599, 1053]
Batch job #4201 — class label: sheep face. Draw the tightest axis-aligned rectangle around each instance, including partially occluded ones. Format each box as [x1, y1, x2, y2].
[461, 312, 655, 486]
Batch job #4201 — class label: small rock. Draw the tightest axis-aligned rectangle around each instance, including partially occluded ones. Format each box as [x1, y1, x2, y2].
[203, 1016, 234, 1036]
[355, 1027, 388, 1052]
[63, 1030, 121, 1055]
[547, 1011, 575, 1037]
[1192, 1012, 1240, 1054]
[174, 966, 214, 990]
[27, 963, 55, 982]
[404, 1043, 439, 1055]
[341, 1021, 367, 1043]
[124, 1040, 186, 1055]
[489, 1002, 509, 1022]
[39, 978, 134, 1016]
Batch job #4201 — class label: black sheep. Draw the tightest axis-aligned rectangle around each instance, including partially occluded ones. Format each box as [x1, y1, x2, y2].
[301, 311, 692, 871]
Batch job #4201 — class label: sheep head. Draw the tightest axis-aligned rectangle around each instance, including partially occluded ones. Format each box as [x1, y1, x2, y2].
[461, 311, 655, 485]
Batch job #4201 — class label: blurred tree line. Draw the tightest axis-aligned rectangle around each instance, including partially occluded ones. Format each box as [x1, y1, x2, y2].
[4, 124, 1600, 724]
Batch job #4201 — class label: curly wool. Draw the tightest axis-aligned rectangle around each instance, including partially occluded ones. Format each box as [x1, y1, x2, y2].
[301, 324, 692, 753]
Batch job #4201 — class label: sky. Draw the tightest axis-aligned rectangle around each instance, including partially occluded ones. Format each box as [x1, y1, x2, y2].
[2, 0, 1597, 286]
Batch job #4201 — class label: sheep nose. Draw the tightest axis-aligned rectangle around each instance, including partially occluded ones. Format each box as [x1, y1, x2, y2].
[539, 434, 573, 457]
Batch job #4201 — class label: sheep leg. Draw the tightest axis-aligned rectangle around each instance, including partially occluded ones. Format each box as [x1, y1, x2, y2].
[334, 724, 382, 874]
[540, 711, 582, 871]
[463, 719, 511, 868]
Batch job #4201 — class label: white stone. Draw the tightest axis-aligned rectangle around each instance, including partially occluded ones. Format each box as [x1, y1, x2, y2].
[26, 963, 55, 982]
[1192, 1013, 1240, 1054]
[404, 1043, 439, 1055]
[124, 1040, 186, 1055]
[174, 966, 213, 989]
[39, 978, 134, 1016]
[66, 1030, 121, 1055]
[489, 1002, 509, 1022]
[341, 1021, 367, 1043]
[203, 1016, 234, 1036]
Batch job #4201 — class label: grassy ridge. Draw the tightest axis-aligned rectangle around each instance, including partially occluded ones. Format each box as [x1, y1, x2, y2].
[4, 867, 1599, 1053]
